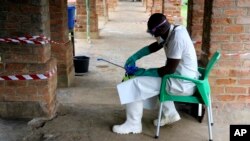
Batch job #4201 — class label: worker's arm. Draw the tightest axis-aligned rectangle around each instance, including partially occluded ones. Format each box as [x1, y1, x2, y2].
[148, 41, 164, 53]
[134, 58, 180, 77]
[124, 42, 163, 67]
[157, 58, 180, 77]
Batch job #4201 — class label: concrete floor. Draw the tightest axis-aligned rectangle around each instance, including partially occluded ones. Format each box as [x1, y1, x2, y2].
[0, 1, 231, 141]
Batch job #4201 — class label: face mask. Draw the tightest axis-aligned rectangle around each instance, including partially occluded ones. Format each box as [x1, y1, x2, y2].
[155, 36, 164, 44]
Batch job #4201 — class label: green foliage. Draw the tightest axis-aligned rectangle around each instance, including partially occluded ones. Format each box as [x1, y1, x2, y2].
[181, 0, 188, 27]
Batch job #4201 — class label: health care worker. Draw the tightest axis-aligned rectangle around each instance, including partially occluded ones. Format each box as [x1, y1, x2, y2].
[112, 13, 200, 134]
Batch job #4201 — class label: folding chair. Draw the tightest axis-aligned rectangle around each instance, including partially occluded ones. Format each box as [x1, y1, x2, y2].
[155, 51, 221, 141]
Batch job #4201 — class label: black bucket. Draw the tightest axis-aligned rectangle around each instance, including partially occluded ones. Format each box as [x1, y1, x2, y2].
[74, 56, 90, 73]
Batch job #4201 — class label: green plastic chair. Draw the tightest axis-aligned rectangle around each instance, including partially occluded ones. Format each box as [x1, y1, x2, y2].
[155, 51, 221, 141]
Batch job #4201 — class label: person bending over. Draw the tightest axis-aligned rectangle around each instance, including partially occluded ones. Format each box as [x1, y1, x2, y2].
[113, 13, 200, 134]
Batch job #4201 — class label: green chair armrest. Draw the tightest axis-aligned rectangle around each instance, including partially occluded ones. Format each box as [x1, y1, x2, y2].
[162, 74, 202, 84]
[160, 73, 209, 105]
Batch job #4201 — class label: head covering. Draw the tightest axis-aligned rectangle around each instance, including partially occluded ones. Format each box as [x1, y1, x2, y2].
[147, 13, 170, 36]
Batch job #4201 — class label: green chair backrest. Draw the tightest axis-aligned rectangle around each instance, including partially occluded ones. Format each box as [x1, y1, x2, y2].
[196, 51, 221, 105]
[203, 51, 221, 80]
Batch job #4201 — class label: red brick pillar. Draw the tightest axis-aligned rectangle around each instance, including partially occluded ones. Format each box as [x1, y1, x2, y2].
[151, 0, 163, 14]
[190, 0, 205, 59]
[210, 0, 250, 108]
[50, 0, 74, 87]
[75, 0, 99, 39]
[146, 0, 153, 13]
[189, 0, 250, 119]
[0, 1, 57, 118]
[107, 0, 118, 11]
[163, 0, 182, 24]
[96, 0, 109, 22]
[148, 0, 182, 24]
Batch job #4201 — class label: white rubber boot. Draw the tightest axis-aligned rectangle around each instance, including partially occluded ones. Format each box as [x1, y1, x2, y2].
[113, 101, 143, 134]
[153, 101, 181, 126]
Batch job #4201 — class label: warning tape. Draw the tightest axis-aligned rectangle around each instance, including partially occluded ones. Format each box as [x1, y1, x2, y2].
[199, 50, 250, 57]
[0, 67, 57, 81]
[222, 52, 250, 57]
[0, 35, 64, 45]
[192, 41, 250, 57]
[0, 35, 63, 81]
[0, 35, 49, 45]
[192, 40, 202, 44]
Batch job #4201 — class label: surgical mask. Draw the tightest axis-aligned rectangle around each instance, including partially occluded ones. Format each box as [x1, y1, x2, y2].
[155, 36, 164, 44]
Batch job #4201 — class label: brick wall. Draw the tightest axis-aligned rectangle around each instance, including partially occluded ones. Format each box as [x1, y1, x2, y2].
[146, 0, 153, 13]
[210, 0, 250, 108]
[187, 0, 250, 121]
[107, 0, 118, 11]
[146, 0, 182, 24]
[0, 0, 57, 118]
[163, 0, 182, 24]
[75, 0, 99, 39]
[151, 0, 163, 13]
[50, 0, 74, 87]
[190, 0, 205, 59]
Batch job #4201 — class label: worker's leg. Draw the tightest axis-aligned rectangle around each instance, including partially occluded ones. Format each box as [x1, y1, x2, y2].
[116, 76, 161, 105]
[112, 100, 143, 134]
[153, 101, 181, 126]
[113, 76, 161, 134]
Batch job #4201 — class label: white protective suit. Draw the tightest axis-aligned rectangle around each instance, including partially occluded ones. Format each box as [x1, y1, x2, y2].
[117, 25, 200, 110]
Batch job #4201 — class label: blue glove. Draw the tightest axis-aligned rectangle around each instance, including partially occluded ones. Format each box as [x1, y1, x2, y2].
[125, 46, 151, 67]
[125, 65, 138, 75]
[134, 68, 159, 77]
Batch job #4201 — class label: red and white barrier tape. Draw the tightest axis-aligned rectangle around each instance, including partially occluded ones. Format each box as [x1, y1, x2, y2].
[0, 35, 50, 45]
[192, 41, 250, 57]
[0, 67, 57, 81]
[0, 35, 63, 45]
[199, 50, 250, 57]
[222, 52, 250, 57]
[192, 40, 202, 44]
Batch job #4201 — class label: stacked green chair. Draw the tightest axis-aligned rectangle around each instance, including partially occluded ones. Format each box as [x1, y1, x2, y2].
[155, 51, 221, 141]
